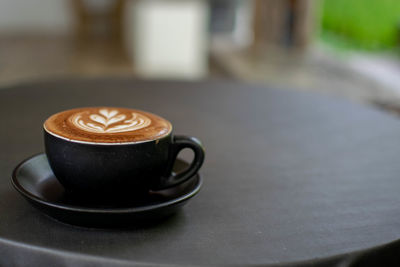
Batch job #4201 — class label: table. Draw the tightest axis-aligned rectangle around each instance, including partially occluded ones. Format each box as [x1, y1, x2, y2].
[1, 79, 400, 267]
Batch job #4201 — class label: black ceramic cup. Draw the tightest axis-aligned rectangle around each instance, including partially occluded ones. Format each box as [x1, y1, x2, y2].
[44, 115, 204, 201]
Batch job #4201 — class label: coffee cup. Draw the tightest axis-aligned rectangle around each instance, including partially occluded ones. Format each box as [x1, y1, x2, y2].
[43, 107, 205, 200]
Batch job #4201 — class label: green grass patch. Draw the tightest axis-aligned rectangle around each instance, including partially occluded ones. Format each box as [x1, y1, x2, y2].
[321, 0, 400, 50]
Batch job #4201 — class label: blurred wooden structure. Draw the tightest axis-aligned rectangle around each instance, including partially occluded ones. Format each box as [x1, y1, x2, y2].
[70, 0, 125, 45]
[68, 0, 129, 72]
[253, 0, 314, 50]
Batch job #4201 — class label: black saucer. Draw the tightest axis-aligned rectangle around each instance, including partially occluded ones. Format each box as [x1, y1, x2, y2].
[11, 154, 202, 228]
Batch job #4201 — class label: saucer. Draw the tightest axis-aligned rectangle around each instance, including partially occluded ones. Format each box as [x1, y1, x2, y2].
[11, 153, 202, 228]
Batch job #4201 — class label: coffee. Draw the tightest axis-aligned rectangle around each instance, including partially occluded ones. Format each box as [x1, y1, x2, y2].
[44, 107, 172, 143]
[43, 107, 205, 200]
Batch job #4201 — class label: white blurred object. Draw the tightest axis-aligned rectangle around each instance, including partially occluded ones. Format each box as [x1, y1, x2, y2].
[125, 0, 209, 79]
[0, 0, 71, 34]
[349, 54, 400, 94]
[233, 0, 253, 48]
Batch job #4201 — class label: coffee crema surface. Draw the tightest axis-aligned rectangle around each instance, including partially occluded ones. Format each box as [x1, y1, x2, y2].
[44, 107, 172, 143]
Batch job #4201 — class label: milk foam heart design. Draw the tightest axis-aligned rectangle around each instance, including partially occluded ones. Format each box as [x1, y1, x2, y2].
[69, 108, 152, 133]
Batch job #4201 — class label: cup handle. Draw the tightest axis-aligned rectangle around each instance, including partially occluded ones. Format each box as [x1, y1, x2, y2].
[155, 135, 205, 190]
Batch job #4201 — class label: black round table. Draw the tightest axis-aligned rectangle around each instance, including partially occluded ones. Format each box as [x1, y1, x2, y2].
[1, 79, 400, 267]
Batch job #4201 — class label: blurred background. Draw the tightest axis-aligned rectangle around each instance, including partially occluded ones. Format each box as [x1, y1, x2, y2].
[0, 0, 399, 111]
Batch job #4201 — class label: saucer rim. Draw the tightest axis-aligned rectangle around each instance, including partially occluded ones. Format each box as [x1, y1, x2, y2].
[11, 153, 202, 214]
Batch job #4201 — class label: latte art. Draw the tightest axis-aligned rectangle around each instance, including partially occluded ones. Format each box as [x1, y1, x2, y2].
[70, 109, 151, 133]
[44, 107, 172, 143]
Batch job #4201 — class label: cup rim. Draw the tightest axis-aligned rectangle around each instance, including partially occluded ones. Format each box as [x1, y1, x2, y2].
[43, 107, 173, 145]
[44, 126, 172, 145]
